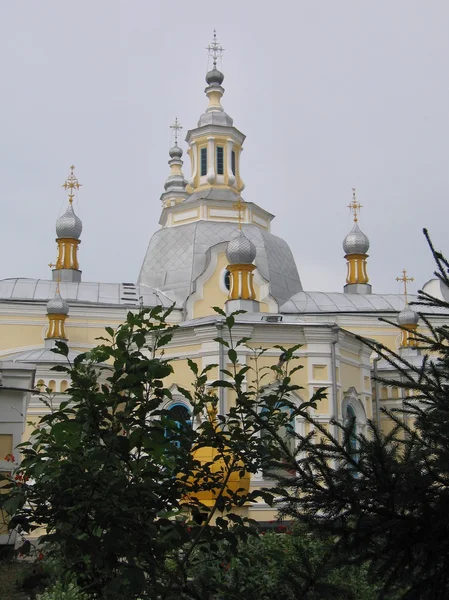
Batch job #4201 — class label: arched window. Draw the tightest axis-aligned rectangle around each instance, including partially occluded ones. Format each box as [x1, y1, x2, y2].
[60, 380, 69, 393]
[48, 380, 56, 393]
[166, 403, 192, 448]
[223, 269, 231, 291]
[345, 404, 358, 459]
[36, 379, 45, 392]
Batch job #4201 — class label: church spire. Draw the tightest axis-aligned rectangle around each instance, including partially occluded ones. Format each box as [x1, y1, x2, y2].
[343, 189, 371, 295]
[160, 118, 188, 207]
[185, 32, 245, 195]
[50, 166, 83, 283]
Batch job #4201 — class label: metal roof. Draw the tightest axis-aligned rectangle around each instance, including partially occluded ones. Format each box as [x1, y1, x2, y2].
[281, 291, 448, 315]
[0, 278, 177, 308]
[138, 221, 302, 305]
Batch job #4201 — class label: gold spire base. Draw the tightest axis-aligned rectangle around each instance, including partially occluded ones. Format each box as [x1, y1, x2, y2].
[227, 264, 256, 300]
[46, 314, 68, 340]
[345, 254, 369, 285]
[56, 238, 80, 270]
[401, 324, 418, 348]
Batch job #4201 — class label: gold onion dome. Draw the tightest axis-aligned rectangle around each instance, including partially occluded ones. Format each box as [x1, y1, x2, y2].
[56, 203, 83, 240]
[185, 405, 250, 507]
[343, 221, 370, 255]
[46, 293, 69, 316]
[226, 230, 257, 265]
[398, 306, 419, 326]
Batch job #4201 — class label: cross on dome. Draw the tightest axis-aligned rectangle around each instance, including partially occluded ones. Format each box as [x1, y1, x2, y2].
[62, 165, 82, 204]
[206, 29, 224, 69]
[396, 269, 414, 304]
[348, 188, 362, 222]
[170, 117, 183, 146]
[232, 197, 245, 229]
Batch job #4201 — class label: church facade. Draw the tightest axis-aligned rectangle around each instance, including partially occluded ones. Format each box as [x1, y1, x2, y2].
[1, 34, 447, 529]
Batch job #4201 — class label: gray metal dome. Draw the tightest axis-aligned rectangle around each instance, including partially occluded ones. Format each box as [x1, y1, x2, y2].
[343, 222, 369, 255]
[169, 144, 183, 159]
[398, 306, 419, 326]
[206, 68, 224, 86]
[226, 230, 257, 265]
[56, 204, 83, 240]
[47, 294, 69, 315]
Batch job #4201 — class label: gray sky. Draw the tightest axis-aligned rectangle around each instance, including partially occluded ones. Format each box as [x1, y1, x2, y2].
[1, 0, 448, 296]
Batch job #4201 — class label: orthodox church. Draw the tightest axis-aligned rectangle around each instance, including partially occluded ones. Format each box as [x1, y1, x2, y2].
[0, 33, 447, 529]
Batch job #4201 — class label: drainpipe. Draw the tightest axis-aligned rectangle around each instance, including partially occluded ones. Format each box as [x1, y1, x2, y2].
[216, 320, 225, 416]
[331, 326, 339, 438]
[373, 355, 381, 426]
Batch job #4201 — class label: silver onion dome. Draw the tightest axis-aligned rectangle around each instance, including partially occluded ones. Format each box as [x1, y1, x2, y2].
[169, 144, 183, 159]
[47, 294, 69, 316]
[206, 68, 224, 86]
[56, 204, 83, 240]
[226, 230, 257, 265]
[343, 222, 370, 255]
[398, 306, 419, 326]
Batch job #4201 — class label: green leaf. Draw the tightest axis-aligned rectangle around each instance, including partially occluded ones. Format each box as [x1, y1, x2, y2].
[51, 420, 82, 445]
[187, 359, 198, 375]
[213, 306, 226, 317]
[214, 337, 230, 348]
[228, 348, 238, 363]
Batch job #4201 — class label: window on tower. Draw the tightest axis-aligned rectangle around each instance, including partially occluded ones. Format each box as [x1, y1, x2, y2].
[231, 150, 236, 176]
[216, 146, 224, 175]
[200, 148, 207, 176]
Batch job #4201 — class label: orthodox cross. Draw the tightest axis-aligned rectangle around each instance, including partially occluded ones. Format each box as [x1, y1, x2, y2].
[206, 29, 224, 69]
[233, 197, 245, 229]
[348, 188, 362, 222]
[62, 165, 82, 204]
[396, 269, 414, 304]
[170, 117, 182, 146]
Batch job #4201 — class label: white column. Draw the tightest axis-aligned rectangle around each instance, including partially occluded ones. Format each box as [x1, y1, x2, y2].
[206, 136, 216, 184]
[226, 138, 235, 186]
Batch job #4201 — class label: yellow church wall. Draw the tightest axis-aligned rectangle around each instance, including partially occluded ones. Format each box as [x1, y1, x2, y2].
[0, 324, 45, 353]
[164, 358, 198, 391]
[193, 253, 229, 319]
[340, 362, 361, 392]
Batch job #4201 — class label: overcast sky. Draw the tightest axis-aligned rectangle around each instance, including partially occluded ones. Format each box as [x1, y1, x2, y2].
[1, 1, 448, 297]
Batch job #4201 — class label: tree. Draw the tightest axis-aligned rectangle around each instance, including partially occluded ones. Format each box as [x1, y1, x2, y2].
[0, 305, 321, 599]
[272, 230, 449, 599]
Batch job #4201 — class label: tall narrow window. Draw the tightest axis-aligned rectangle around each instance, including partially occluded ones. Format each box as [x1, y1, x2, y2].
[231, 150, 236, 176]
[200, 148, 207, 176]
[216, 146, 224, 175]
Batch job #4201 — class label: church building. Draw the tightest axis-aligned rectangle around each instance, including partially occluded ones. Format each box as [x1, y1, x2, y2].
[1, 33, 447, 529]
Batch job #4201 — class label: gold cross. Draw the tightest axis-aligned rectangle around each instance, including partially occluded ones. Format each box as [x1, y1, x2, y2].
[48, 262, 56, 269]
[232, 197, 245, 229]
[62, 165, 82, 203]
[396, 269, 414, 304]
[348, 188, 362, 222]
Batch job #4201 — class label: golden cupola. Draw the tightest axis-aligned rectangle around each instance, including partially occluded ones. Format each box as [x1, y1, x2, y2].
[51, 166, 83, 283]
[45, 284, 70, 344]
[343, 189, 372, 294]
[225, 214, 260, 314]
[396, 269, 419, 349]
[185, 30, 245, 196]
[184, 404, 250, 509]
